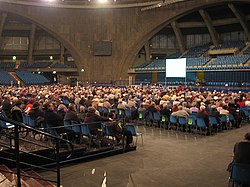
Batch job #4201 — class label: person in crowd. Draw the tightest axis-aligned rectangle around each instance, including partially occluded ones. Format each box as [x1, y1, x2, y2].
[227, 133, 250, 173]
[84, 106, 111, 135]
[24, 98, 35, 114]
[208, 105, 220, 132]
[228, 101, 242, 128]
[29, 102, 45, 128]
[171, 105, 189, 119]
[107, 112, 133, 148]
[77, 105, 86, 122]
[2, 95, 12, 118]
[11, 100, 23, 123]
[57, 104, 67, 119]
[197, 105, 209, 127]
[44, 101, 81, 143]
[64, 103, 81, 124]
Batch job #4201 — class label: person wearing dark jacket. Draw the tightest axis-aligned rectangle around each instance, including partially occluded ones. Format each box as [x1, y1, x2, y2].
[44, 101, 81, 143]
[29, 102, 45, 128]
[64, 103, 81, 123]
[84, 107, 111, 135]
[11, 100, 23, 123]
[227, 133, 250, 174]
[2, 96, 12, 118]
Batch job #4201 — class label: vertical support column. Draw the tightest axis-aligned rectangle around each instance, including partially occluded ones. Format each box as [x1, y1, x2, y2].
[199, 9, 219, 46]
[171, 21, 186, 54]
[144, 42, 151, 62]
[28, 24, 36, 64]
[0, 13, 7, 36]
[0, 13, 7, 48]
[60, 43, 65, 64]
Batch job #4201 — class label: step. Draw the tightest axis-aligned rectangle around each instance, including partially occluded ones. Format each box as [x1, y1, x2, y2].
[0, 173, 12, 187]
[26, 170, 56, 187]
[0, 165, 15, 182]
[11, 168, 43, 187]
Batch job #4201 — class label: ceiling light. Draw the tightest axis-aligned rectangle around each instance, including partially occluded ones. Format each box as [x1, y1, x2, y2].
[98, 0, 108, 4]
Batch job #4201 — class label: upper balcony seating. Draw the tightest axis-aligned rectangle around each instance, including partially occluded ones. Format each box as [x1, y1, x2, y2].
[50, 63, 72, 68]
[27, 62, 52, 68]
[135, 62, 151, 68]
[15, 71, 50, 85]
[184, 44, 211, 58]
[166, 52, 181, 59]
[145, 60, 166, 68]
[0, 71, 18, 85]
[213, 40, 245, 50]
[0, 62, 15, 70]
[186, 57, 211, 67]
[208, 55, 250, 66]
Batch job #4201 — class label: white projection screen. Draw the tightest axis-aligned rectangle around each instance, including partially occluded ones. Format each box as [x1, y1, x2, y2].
[166, 58, 186, 78]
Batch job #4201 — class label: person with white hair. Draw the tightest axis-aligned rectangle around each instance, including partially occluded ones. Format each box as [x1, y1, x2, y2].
[171, 105, 189, 120]
[197, 105, 210, 134]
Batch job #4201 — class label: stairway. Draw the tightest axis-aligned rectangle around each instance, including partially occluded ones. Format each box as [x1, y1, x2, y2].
[0, 165, 55, 187]
[8, 72, 23, 85]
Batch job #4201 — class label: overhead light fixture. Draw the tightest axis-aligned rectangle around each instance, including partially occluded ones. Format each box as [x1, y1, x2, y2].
[98, 0, 108, 4]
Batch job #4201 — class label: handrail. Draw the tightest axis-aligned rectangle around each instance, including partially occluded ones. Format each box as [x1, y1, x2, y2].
[0, 115, 74, 154]
[0, 115, 74, 187]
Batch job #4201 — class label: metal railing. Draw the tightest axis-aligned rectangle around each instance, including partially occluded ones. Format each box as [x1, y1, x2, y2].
[0, 115, 73, 187]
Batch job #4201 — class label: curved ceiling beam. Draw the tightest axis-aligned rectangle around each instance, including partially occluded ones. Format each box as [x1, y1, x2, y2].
[0, 0, 162, 9]
[228, 3, 250, 41]
[0, 8, 82, 70]
[120, 0, 250, 77]
[171, 21, 186, 53]
[199, 9, 219, 46]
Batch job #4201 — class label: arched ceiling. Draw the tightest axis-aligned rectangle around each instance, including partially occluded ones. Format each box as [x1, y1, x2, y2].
[0, 0, 172, 9]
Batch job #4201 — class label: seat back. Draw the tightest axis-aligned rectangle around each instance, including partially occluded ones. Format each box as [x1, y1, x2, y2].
[178, 117, 187, 125]
[64, 120, 72, 130]
[197, 118, 206, 127]
[81, 124, 91, 137]
[125, 109, 131, 117]
[229, 113, 235, 121]
[102, 107, 109, 115]
[126, 125, 137, 136]
[170, 115, 177, 124]
[71, 122, 81, 133]
[231, 163, 250, 185]
[209, 116, 218, 125]
[220, 115, 228, 122]
[153, 111, 161, 121]
[138, 111, 146, 119]
[188, 117, 196, 126]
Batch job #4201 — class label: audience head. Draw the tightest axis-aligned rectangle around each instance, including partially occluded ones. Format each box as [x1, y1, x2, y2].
[68, 103, 76, 111]
[244, 133, 250, 141]
[200, 105, 206, 111]
[58, 104, 66, 111]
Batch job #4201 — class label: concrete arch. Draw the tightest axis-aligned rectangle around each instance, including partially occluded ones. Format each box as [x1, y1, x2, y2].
[118, 0, 250, 78]
[0, 6, 82, 70]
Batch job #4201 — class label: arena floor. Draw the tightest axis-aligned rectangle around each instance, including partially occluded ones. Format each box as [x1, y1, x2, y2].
[43, 122, 250, 187]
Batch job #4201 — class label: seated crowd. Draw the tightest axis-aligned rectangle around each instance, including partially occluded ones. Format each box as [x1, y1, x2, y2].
[0, 85, 249, 140]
